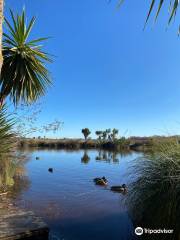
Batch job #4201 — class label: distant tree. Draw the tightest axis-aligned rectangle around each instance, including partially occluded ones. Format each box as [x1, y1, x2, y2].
[96, 129, 119, 142]
[102, 131, 107, 141]
[108, 134, 112, 141]
[95, 131, 102, 140]
[111, 128, 119, 142]
[106, 128, 111, 140]
[82, 128, 91, 141]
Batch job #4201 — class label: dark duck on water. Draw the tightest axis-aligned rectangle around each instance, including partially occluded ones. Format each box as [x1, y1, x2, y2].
[48, 168, 53, 173]
[110, 184, 128, 193]
[93, 176, 108, 186]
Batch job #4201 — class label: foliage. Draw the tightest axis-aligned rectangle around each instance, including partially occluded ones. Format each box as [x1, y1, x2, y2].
[126, 139, 180, 238]
[0, 105, 17, 189]
[145, 0, 179, 25]
[95, 131, 103, 140]
[0, 9, 52, 190]
[81, 128, 91, 140]
[95, 128, 119, 142]
[102, 130, 107, 141]
[118, 0, 179, 27]
[0, 10, 52, 105]
[0, 105, 15, 154]
[117, 136, 130, 147]
[111, 128, 118, 141]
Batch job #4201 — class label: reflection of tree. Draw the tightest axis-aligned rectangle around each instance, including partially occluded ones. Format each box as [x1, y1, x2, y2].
[95, 150, 119, 163]
[108, 152, 119, 163]
[126, 156, 180, 240]
[96, 150, 132, 164]
[81, 150, 90, 164]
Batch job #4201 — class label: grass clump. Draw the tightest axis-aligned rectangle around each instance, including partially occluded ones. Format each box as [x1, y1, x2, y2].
[126, 138, 180, 239]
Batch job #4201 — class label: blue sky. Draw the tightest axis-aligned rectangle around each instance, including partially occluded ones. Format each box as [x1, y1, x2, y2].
[5, 0, 180, 138]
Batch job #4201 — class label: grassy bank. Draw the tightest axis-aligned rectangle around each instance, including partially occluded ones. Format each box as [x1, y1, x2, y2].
[18, 136, 179, 151]
[19, 138, 123, 150]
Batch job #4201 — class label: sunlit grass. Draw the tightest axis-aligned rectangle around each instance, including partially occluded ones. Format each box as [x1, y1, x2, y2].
[0, 105, 26, 192]
[126, 138, 180, 239]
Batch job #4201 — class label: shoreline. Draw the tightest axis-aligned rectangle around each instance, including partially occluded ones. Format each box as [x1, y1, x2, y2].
[19, 137, 154, 151]
[0, 195, 49, 240]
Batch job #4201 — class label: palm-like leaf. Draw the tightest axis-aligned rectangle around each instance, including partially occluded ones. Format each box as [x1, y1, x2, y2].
[0, 10, 52, 105]
[0, 104, 14, 154]
[118, 0, 179, 25]
[145, 0, 179, 24]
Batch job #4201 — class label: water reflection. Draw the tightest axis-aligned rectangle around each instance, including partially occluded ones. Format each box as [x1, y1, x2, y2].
[95, 149, 131, 163]
[10, 149, 139, 240]
[81, 150, 90, 164]
[81, 150, 124, 164]
[2, 148, 179, 240]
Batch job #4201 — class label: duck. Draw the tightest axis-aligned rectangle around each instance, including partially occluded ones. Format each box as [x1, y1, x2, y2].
[93, 176, 108, 186]
[36, 157, 40, 160]
[48, 168, 53, 173]
[111, 184, 128, 193]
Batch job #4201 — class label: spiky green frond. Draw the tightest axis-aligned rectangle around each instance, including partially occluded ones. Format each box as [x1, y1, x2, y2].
[145, 0, 179, 24]
[0, 105, 14, 154]
[118, 0, 180, 25]
[0, 10, 52, 105]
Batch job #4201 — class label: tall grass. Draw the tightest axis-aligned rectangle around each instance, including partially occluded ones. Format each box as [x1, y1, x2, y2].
[0, 105, 25, 192]
[126, 138, 180, 239]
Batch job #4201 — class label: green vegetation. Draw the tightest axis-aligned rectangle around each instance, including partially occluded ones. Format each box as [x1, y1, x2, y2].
[0, 105, 14, 154]
[0, 10, 52, 105]
[95, 128, 118, 142]
[126, 138, 180, 239]
[19, 134, 180, 155]
[119, 0, 179, 25]
[81, 128, 91, 141]
[18, 134, 149, 150]
[0, 9, 51, 191]
[95, 131, 103, 140]
[0, 105, 17, 189]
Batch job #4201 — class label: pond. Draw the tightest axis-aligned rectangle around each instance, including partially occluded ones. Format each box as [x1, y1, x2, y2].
[8, 149, 179, 240]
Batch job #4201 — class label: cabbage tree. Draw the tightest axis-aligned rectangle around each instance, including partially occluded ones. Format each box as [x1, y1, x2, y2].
[0, 10, 52, 106]
[82, 128, 91, 141]
[0, 0, 4, 73]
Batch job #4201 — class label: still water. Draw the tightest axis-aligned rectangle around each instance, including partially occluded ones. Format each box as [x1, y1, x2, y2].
[9, 149, 179, 240]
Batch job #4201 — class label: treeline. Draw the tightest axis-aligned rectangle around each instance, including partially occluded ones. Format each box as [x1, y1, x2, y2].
[81, 128, 129, 145]
[20, 134, 180, 152]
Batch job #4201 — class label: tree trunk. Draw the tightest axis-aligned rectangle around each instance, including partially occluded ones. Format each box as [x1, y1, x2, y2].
[0, 0, 3, 74]
[0, 0, 4, 108]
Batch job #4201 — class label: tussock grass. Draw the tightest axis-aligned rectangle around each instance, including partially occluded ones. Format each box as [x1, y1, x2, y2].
[126, 138, 180, 239]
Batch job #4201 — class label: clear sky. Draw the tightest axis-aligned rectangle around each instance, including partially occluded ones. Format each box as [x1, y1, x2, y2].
[4, 0, 180, 138]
